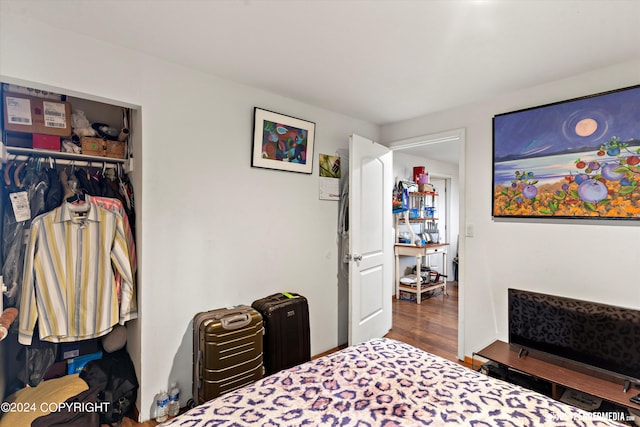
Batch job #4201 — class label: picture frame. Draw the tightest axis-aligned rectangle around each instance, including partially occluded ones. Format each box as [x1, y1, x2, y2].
[252, 107, 316, 174]
[492, 84, 640, 220]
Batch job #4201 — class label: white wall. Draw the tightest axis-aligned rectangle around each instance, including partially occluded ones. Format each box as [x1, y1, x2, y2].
[0, 10, 378, 420]
[381, 59, 640, 358]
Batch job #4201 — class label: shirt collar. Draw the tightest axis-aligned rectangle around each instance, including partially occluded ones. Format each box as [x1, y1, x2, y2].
[56, 201, 100, 223]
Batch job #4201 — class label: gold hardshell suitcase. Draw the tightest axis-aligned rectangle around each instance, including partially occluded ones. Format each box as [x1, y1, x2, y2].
[191, 305, 264, 406]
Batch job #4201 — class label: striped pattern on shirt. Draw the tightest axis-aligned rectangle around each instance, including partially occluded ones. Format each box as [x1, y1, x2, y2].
[18, 201, 137, 345]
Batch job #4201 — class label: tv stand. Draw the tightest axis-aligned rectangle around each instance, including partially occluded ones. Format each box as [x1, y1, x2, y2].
[475, 340, 640, 412]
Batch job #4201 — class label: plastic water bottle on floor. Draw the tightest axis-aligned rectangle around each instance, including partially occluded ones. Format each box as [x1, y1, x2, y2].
[156, 389, 169, 422]
[168, 382, 180, 417]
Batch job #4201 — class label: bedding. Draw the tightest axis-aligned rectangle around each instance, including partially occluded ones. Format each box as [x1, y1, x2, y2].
[163, 338, 628, 426]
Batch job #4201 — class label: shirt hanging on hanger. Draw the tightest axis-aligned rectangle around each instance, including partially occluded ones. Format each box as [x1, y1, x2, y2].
[18, 200, 137, 345]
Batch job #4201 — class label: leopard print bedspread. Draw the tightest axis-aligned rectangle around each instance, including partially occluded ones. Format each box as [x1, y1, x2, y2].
[163, 338, 627, 426]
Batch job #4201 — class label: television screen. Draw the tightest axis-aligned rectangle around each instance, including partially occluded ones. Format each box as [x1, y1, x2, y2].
[508, 288, 640, 382]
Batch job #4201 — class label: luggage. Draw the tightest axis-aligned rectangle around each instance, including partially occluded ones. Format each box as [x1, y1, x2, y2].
[251, 292, 310, 375]
[191, 306, 264, 405]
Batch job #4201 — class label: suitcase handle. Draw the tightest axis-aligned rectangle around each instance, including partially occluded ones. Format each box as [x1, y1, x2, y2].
[220, 313, 252, 330]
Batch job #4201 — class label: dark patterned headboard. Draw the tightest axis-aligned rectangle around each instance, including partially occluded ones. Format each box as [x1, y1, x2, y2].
[508, 288, 640, 381]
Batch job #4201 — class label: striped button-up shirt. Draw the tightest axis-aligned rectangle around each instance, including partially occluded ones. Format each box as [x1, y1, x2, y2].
[18, 201, 137, 345]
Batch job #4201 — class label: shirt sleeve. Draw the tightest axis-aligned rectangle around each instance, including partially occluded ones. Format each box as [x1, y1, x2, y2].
[110, 215, 137, 323]
[18, 218, 41, 345]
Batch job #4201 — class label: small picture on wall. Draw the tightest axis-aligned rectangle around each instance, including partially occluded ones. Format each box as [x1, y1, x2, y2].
[319, 154, 340, 178]
[492, 84, 640, 220]
[252, 107, 316, 174]
[319, 154, 340, 201]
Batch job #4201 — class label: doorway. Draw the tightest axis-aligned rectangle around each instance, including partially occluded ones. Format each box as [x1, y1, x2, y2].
[388, 128, 465, 361]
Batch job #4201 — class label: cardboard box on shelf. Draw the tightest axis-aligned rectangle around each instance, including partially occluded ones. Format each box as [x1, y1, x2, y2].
[418, 183, 434, 193]
[3, 93, 72, 137]
[80, 136, 107, 156]
[32, 133, 60, 151]
[2, 83, 64, 100]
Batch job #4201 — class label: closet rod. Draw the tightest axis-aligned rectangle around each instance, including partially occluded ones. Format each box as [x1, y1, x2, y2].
[1, 143, 127, 168]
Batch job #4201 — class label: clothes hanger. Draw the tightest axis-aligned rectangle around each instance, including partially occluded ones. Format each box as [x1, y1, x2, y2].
[66, 191, 86, 205]
[12, 160, 27, 188]
[3, 160, 15, 186]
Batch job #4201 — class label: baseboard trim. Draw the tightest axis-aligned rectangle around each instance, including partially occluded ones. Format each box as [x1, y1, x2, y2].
[312, 344, 348, 360]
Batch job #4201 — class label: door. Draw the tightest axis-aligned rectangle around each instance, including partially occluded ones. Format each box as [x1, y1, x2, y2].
[348, 134, 393, 345]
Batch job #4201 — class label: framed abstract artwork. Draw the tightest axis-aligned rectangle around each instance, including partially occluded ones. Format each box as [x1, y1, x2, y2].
[492, 85, 640, 219]
[252, 107, 316, 174]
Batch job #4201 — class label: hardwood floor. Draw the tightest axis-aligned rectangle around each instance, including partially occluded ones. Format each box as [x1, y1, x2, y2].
[385, 281, 461, 364]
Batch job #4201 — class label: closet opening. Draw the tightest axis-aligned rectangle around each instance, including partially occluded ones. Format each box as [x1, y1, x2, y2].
[0, 79, 142, 412]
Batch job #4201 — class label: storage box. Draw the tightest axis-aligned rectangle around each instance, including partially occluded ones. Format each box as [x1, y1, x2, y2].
[80, 137, 127, 159]
[106, 140, 126, 159]
[60, 338, 100, 360]
[2, 83, 63, 100]
[4, 132, 32, 148]
[67, 351, 102, 375]
[399, 291, 417, 301]
[3, 93, 72, 136]
[418, 183, 434, 193]
[80, 136, 107, 156]
[32, 133, 60, 151]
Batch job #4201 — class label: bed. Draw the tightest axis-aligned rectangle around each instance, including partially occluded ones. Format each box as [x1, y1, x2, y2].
[164, 338, 629, 426]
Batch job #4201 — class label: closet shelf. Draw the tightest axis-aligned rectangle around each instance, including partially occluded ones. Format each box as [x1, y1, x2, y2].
[1, 142, 132, 171]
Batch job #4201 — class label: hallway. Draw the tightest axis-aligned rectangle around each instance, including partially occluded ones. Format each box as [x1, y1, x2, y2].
[385, 282, 459, 363]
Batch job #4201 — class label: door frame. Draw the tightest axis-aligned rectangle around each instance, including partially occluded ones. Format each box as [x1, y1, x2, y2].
[387, 128, 466, 361]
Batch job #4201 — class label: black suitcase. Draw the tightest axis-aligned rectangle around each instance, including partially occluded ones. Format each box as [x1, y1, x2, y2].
[191, 305, 264, 405]
[251, 292, 310, 375]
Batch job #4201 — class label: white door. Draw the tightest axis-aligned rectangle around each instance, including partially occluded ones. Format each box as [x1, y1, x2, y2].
[348, 134, 393, 345]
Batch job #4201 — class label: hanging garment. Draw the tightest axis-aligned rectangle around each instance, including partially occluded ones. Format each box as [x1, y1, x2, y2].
[16, 327, 58, 387]
[44, 162, 63, 211]
[2, 159, 51, 308]
[88, 196, 136, 269]
[89, 195, 137, 302]
[74, 168, 100, 196]
[1, 205, 27, 307]
[18, 201, 137, 345]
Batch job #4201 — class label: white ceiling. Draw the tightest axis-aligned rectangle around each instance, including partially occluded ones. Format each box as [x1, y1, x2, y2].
[3, 0, 640, 164]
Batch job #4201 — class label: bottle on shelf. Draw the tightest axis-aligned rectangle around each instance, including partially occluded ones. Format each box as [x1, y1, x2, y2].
[168, 382, 180, 417]
[155, 389, 169, 422]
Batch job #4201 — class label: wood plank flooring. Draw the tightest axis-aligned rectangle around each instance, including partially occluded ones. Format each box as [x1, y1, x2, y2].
[385, 281, 460, 364]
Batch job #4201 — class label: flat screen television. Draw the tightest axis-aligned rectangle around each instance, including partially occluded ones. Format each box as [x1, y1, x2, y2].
[508, 288, 640, 384]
